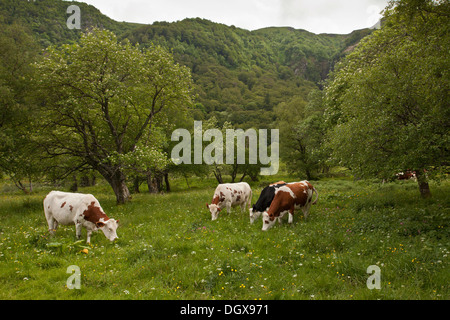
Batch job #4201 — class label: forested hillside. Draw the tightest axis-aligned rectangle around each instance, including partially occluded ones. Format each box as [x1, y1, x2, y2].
[115, 18, 372, 129]
[0, 0, 138, 47]
[0, 0, 369, 130]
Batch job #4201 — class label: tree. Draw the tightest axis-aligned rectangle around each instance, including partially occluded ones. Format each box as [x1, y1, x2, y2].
[35, 29, 194, 203]
[275, 90, 329, 180]
[0, 19, 41, 193]
[323, 0, 449, 197]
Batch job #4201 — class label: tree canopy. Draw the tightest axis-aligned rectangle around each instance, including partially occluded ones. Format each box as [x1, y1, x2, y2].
[34, 29, 194, 203]
[323, 0, 449, 197]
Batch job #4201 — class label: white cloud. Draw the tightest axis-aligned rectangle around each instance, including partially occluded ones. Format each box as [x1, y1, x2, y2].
[78, 0, 389, 34]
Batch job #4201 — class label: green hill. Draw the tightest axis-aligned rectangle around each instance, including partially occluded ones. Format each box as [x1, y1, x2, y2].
[0, 0, 371, 128]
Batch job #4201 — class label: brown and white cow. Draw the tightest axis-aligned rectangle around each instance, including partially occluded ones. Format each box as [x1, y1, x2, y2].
[249, 181, 286, 224]
[43, 191, 119, 243]
[206, 182, 252, 220]
[396, 171, 417, 180]
[262, 181, 318, 231]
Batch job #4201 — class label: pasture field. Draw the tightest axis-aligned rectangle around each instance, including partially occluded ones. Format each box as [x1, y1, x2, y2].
[0, 177, 448, 300]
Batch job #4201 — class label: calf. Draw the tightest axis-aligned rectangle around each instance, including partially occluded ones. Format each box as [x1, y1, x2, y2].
[262, 181, 318, 231]
[44, 191, 119, 243]
[249, 181, 286, 224]
[206, 182, 252, 220]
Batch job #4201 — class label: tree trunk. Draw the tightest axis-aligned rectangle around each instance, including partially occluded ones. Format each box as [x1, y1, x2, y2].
[112, 181, 131, 204]
[147, 171, 158, 194]
[98, 166, 131, 204]
[213, 167, 223, 184]
[164, 172, 170, 192]
[13, 179, 30, 194]
[110, 174, 131, 204]
[305, 167, 312, 181]
[133, 176, 141, 193]
[69, 174, 78, 192]
[230, 163, 238, 183]
[416, 169, 431, 198]
[80, 175, 90, 187]
[183, 173, 190, 189]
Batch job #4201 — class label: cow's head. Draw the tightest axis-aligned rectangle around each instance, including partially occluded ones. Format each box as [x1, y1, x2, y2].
[261, 211, 276, 231]
[96, 218, 119, 241]
[249, 205, 263, 224]
[206, 203, 221, 221]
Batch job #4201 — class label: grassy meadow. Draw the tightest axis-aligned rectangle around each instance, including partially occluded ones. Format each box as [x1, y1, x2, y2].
[0, 176, 448, 300]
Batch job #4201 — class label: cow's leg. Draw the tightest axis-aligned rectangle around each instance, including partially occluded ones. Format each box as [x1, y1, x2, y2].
[86, 230, 92, 244]
[46, 218, 54, 234]
[278, 211, 287, 224]
[53, 219, 59, 232]
[302, 203, 311, 220]
[288, 213, 294, 224]
[75, 223, 82, 240]
[288, 208, 294, 224]
[44, 209, 56, 234]
[226, 202, 231, 214]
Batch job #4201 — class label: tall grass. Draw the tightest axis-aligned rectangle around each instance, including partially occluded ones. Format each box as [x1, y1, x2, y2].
[0, 177, 448, 299]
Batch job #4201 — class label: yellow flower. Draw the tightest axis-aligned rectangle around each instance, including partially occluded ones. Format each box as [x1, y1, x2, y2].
[81, 248, 88, 254]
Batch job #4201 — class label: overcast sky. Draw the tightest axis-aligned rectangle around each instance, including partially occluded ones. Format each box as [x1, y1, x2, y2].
[78, 0, 389, 34]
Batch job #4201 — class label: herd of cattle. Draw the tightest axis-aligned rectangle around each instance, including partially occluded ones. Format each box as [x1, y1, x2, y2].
[43, 181, 318, 243]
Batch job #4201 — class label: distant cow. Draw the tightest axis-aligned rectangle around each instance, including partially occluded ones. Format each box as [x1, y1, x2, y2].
[262, 181, 318, 231]
[396, 171, 416, 180]
[249, 181, 286, 224]
[206, 182, 252, 220]
[44, 191, 119, 243]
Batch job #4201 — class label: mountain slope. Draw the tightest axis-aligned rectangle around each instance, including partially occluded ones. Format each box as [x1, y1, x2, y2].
[0, 0, 139, 47]
[0, 0, 372, 128]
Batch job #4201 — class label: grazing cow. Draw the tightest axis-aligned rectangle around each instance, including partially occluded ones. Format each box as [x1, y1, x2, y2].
[249, 181, 286, 224]
[206, 182, 252, 220]
[262, 181, 318, 231]
[44, 191, 119, 243]
[396, 171, 416, 180]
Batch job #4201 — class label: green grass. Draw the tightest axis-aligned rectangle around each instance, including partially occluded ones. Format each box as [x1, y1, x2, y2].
[0, 177, 448, 300]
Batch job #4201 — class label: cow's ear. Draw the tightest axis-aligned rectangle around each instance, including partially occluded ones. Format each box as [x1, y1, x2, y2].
[96, 221, 105, 228]
[116, 219, 120, 225]
[206, 203, 209, 209]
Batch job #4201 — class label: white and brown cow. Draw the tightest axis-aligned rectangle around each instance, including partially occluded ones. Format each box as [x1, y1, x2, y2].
[206, 182, 252, 220]
[262, 181, 318, 231]
[249, 181, 286, 224]
[43, 191, 119, 243]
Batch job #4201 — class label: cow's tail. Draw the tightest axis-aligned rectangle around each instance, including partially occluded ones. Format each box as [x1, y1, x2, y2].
[311, 187, 319, 205]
